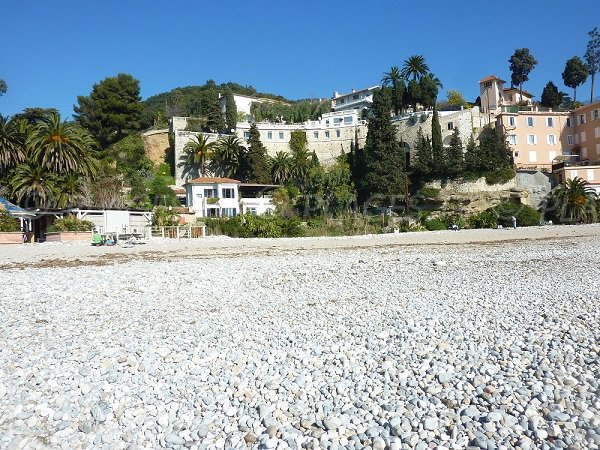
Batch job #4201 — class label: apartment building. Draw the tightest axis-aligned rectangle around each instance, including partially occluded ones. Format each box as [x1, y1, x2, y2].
[496, 109, 573, 171]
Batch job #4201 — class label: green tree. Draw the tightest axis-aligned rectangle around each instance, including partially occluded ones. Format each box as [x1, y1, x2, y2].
[406, 79, 421, 112]
[550, 177, 598, 223]
[323, 159, 356, 215]
[211, 135, 244, 178]
[0, 79, 6, 97]
[540, 81, 566, 109]
[562, 56, 589, 103]
[381, 66, 405, 116]
[10, 163, 58, 208]
[179, 133, 216, 179]
[431, 106, 444, 177]
[446, 127, 464, 178]
[246, 123, 271, 183]
[464, 136, 480, 173]
[270, 151, 292, 185]
[74, 73, 143, 148]
[585, 27, 600, 102]
[419, 74, 440, 110]
[13, 107, 59, 125]
[400, 55, 430, 81]
[202, 87, 225, 132]
[224, 89, 238, 131]
[509, 48, 537, 100]
[413, 127, 433, 178]
[0, 115, 26, 171]
[362, 88, 407, 206]
[28, 112, 98, 176]
[447, 90, 467, 107]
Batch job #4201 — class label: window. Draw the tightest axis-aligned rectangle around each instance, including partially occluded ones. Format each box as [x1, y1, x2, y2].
[579, 114, 585, 125]
[279, 132, 284, 140]
[582, 147, 588, 158]
[581, 131, 586, 142]
[567, 135, 574, 145]
[313, 131, 319, 139]
[244, 132, 250, 140]
[575, 134, 580, 144]
[484, 81, 492, 89]
[447, 122, 454, 130]
[340, 99, 345, 104]
[508, 116, 516, 126]
[508, 135, 517, 145]
[247, 207, 257, 216]
[336, 130, 341, 138]
[514, 151, 520, 158]
[222, 188, 235, 199]
[204, 188, 217, 198]
[594, 109, 599, 120]
[221, 208, 237, 217]
[566, 117, 572, 127]
[344, 116, 353, 124]
[267, 131, 272, 140]
[528, 151, 537, 163]
[547, 135, 556, 145]
[325, 131, 330, 138]
[334, 117, 343, 125]
[527, 134, 536, 145]
[527, 117, 534, 127]
[595, 127, 600, 138]
[353, 94, 359, 100]
[547, 117, 555, 127]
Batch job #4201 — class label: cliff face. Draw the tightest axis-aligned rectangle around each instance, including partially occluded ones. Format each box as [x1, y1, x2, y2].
[415, 178, 530, 216]
[142, 129, 171, 166]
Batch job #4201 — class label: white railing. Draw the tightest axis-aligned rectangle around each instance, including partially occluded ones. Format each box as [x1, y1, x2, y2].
[150, 226, 206, 239]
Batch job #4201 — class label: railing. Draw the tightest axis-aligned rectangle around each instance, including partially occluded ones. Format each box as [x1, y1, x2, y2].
[150, 226, 206, 239]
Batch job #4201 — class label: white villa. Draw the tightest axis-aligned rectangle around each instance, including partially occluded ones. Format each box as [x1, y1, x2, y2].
[184, 177, 277, 218]
[331, 86, 379, 113]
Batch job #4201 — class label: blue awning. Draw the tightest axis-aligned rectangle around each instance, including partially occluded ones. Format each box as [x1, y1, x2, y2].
[0, 197, 35, 217]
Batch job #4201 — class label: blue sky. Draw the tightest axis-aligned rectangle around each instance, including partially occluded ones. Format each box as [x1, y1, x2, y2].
[1, 1, 599, 119]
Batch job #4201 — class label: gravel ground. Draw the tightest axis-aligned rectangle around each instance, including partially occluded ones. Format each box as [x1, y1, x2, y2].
[0, 234, 599, 450]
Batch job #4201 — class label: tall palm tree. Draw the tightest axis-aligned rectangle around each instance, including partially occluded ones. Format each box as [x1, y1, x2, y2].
[270, 151, 292, 185]
[10, 162, 58, 208]
[400, 55, 430, 81]
[211, 135, 244, 178]
[55, 173, 83, 208]
[0, 115, 26, 171]
[382, 66, 405, 116]
[179, 133, 216, 179]
[551, 177, 598, 223]
[291, 147, 311, 190]
[28, 112, 98, 176]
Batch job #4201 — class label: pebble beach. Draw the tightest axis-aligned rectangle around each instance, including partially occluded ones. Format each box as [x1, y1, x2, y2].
[0, 225, 599, 449]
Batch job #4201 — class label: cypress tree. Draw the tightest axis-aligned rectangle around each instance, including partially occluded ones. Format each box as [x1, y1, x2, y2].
[224, 89, 237, 131]
[361, 88, 407, 206]
[464, 136, 480, 173]
[203, 88, 226, 133]
[431, 105, 444, 177]
[246, 123, 271, 183]
[413, 127, 433, 179]
[446, 128, 464, 178]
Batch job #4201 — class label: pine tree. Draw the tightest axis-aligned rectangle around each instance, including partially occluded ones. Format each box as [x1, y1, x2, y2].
[431, 106, 444, 177]
[246, 123, 271, 183]
[224, 89, 237, 131]
[464, 136, 480, 173]
[446, 128, 464, 178]
[361, 88, 407, 206]
[203, 88, 225, 133]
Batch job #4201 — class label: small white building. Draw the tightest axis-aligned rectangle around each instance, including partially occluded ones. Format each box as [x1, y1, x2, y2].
[331, 86, 379, 113]
[184, 177, 278, 218]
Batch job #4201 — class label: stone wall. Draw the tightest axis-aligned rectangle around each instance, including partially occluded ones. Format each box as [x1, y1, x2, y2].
[142, 129, 170, 167]
[515, 170, 553, 208]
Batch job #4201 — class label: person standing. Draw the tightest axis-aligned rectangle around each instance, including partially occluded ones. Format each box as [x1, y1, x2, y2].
[511, 216, 517, 229]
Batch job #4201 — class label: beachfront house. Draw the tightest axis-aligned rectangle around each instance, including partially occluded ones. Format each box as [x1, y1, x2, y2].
[184, 177, 278, 218]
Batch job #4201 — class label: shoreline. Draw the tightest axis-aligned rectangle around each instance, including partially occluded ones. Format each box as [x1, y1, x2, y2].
[1, 223, 598, 269]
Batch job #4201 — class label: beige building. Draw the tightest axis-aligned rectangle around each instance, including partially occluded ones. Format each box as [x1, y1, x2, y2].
[496, 109, 573, 171]
[553, 100, 600, 192]
[479, 75, 533, 123]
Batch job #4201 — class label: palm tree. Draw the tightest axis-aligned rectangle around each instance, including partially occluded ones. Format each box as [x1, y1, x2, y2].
[382, 66, 405, 116]
[551, 177, 598, 223]
[28, 112, 98, 176]
[10, 162, 58, 208]
[0, 115, 26, 171]
[400, 55, 430, 81]
[291, 147, 311, 190]
[179, 133, 216, 179]
[211, 135, 244, 177]
[55, 173, 83, 208]
[270, 151, 292, 184]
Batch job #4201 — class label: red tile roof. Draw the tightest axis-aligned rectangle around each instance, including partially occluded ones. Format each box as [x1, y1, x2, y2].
[186, 177, 241, 184]
[479, 75, 505, 84]
[503, 87, 533, 97]
[171, 187, 186, 194]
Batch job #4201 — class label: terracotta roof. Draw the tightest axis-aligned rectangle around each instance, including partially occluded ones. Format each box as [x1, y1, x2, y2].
[185, 177, 241, 184]
[170, 187, 186, 194]
[172, 207, 193, 214]
[479, 75, 506, 84]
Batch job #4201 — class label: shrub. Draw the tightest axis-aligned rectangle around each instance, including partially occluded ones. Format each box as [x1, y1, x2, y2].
[206, 214, 303, 238]
[485, 167, 516, 185]
[47, 216, 94, 232]
[0, 212, 21, 232]
[467, 209, 499, 229]
[424, 218, 446, 231]
[495, 201, 540, 227]
[417, 187, 441, 199]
